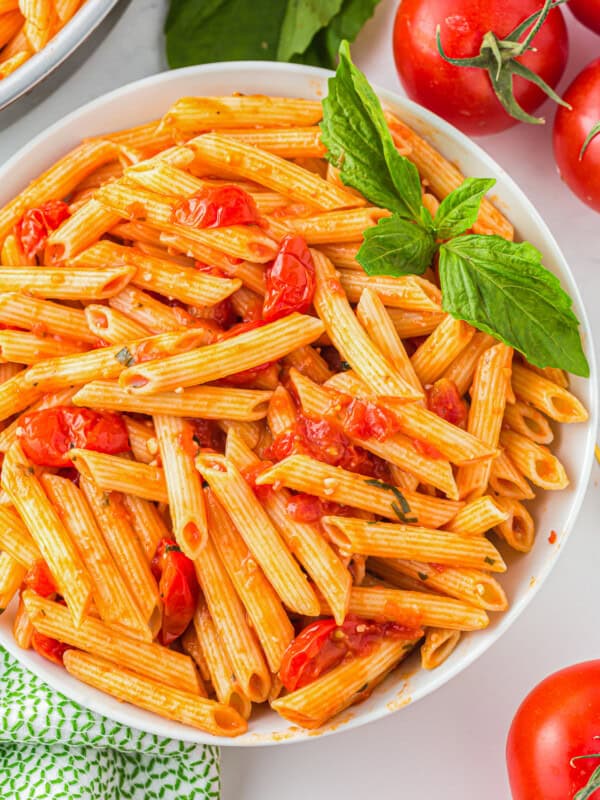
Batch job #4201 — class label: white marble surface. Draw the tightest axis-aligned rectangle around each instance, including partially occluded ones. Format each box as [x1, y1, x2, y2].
[1, 1, 599, 797]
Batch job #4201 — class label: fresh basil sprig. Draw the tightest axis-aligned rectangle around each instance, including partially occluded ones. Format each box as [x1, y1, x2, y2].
[320, 42, 590, 377]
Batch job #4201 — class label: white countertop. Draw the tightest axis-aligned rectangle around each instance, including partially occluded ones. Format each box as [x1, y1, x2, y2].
[1, 1, 599, 797]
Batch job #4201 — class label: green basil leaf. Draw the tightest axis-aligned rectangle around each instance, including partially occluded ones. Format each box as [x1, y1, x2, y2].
[277, 0, 343, 61]
[357, 215, 437, 276]
[317, 0, 381, 67]
[439, 235, 589, 377]
[320, 40, 423, 220]
[434, 177, 496, 239]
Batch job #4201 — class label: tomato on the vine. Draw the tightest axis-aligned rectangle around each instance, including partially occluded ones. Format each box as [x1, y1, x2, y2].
[507, 660, 600, 799]
[393, 0, 569, 135]
[553, 58, 600, 213]
[567, 0, 600, 35]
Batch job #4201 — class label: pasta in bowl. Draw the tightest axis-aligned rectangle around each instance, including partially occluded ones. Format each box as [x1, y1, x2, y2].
[0, 56, 595, 745]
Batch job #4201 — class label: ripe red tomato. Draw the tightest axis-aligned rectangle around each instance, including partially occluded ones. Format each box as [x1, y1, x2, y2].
[553, 59, 600, 213]
[16, 200, 71, 258]
[344, 398, 400, 441]
[151, 537, 199, 646]
[507, 661, 600, 799]
[393, 0, 569, 135]
[23, 560, 57, 598]
[263, 235, 316, 321]
[567, 0, 600, 35]
[31, 631, 70, 666]
[427, 378, 468, 428]
[173, 185, 260, 228]
[17, 406, 130, 467]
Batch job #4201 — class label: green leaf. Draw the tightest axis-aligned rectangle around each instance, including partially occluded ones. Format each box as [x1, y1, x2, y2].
[165, 0, 288, 68]
[318, 0, 381, 67]
[277, 0, 343, 61]
[438, 235, 589, 377]
[357, 215, 437, 276]
[320, 40, 423, 220]
[434, 177, 496, 240]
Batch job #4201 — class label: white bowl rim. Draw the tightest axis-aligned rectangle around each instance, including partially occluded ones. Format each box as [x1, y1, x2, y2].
[0, 60, 596, 747]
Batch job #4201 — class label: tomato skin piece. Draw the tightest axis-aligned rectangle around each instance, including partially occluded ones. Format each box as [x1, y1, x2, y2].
[151, 538, 199, 646]
[16, 200, 71, 259]
[506, 661, 600, 799]
[173, 185, 260, 228]
[285, 493, 351, 523]
[553, 59, 600, 213]
[427, 379, 468, 428]
[263, 235, 316, 322]
[31, 631, 70, 666]
[568, 0, 600, 35]
[393, 0, 568, 135]
[344, 398, 400, 442]
[23, 560, 57, 598]
[17, 406, 130, 468]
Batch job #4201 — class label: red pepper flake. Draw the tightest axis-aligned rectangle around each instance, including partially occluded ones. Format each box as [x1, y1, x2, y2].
[548, 530, 558, 544]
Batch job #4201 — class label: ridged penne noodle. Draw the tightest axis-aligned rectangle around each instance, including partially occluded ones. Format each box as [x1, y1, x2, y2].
[109, 285, 193, 333]
[444, 495, 510, 536]
[70, 450, 167, 503]
[339, 270, 442, 312]
[411, 317, 475, 385]
[421, 628, 462, 670]
[45, 200, 122, 262]
[493, 496, 536, 552]
[283, 345, 333, 384]
[0, 292, 98, 343]
[84, 304, 151, 342]
[503, 399, 554, 445]
[499, 430, 569, 490]
[1, 232, 36, 265]
[0, 265, 135, 299]
[217, 126, 325, 158]
[0, 330, 87, 364]
[122, 416, 155, 465]
[526, 363, 569, 389]
[0, 503, 41, 565]
[13, 596, 34, 649]
[488, 450, 535, 500]
[386, 308, 447, 338]
[511, 363, 587, 423]
[267, 207, 388, 244]
[0, 50, 30, 79]
[0, 550, 25, 609]
[442, 332, 496, 395]
[20, 0, 54, 51]
[122, 495, 168, 561]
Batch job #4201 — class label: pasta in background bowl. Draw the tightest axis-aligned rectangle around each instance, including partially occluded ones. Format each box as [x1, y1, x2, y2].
[0, 62, 596, 745]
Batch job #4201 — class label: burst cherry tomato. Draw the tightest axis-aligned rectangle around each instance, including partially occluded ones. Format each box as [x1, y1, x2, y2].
[553, 58, 600, 213]
[507, 661, 600, 799]
[263, 235, 316, 321]
[393, 0, 568, 135]
[23, 560, 57, 598]
[427, 379, 468, 428]
[16, 200, 71, 258]
[344, 398, 400, 441]
[151, 537, 199, 646]
[173, 185, 260, 228]
[17, 406, 130, 468]
[567, 0, 600, 35]
[31, 631, 70, 666]
[279, 616, 422, 692]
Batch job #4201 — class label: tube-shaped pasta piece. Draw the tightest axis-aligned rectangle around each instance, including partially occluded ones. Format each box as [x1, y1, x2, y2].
[0, 293, 98, 343]
[499, 430, 569, 490]
[488, 450, 535, 500]
[54, 0, 82, 24]
[267, 384, 296, 436]
[411, 317, 475, 385]
[339, 270, 442, 312]
[368, 558, 508, 612]
[444, 495, 509, 536]
[109, 285, 192, 333]
[0, 266, 135, 299]
[526, 364, 569, 389]
[79, 477, 161, 634]
[386, 308, 447, 338]
[0, 551, 25, 609]
[190, 607, 251, 719]
[421, 628, 461, 670]
[255, 455, 463, 528]
[1, 443, 93, 625]
[154, 415, 207, 558]
[180, 625, 213, 689]
[196, 453, 319, 616]
[283, 345, 333, 384]
[84, 304, 151, 342]
[188, 133, 362, 211]
[205, 489, 293, 673]
[118, 313, 324, 394]
[13, 596, 34, 649]
[0, 330, 87, 364]
[73, 381, 271, 421]
[72, 241, 241, 306]
[216, 420, 263, 450]
[216, 127, 325, 157]
[267, 207, 388, 244]
[0, 50, 30, 79]
[122, 495, 169, 561]
[23, 328, 211, 391]
[20, 0, 53, 50]
[312, 251, 422, 401]
[70, 450, 168, 503]
[196, 504, 270, 703]
[456, 344, 513, 500]
[316, 242, 363, 269]
[122, 417, 155, 465]
[41, 474, 152, 634]
[1, 231, 36, 265]
[162, 96, 323, 132]
[45, 200, 122, 262]
[503, 399, 554, 445]
[272, 637, 417, 729]
[511, 363, 587, 423]
[356, 288, 423, 398]
[63, 650, 246, 736]
[493, 496, 535, 553]
[442, 332, 496, 395]
[323, 516, 505, 571]
[0, 504, 41, 565]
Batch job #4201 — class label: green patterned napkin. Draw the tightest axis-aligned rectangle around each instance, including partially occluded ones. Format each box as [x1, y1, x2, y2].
[0, 647, 220, 800]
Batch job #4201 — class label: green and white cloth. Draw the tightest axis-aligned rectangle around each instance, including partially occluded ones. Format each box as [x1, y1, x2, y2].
[0, 647, 220, 800]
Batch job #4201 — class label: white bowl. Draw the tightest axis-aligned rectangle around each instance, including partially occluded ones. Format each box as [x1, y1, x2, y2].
[0, 62, 596, 746]
[0, 0, 120, 111]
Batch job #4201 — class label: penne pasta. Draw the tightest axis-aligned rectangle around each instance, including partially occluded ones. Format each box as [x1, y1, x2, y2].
[499, 430, 569, 490]
[511, 363, 587, 424]
[0, 266, 135, 299]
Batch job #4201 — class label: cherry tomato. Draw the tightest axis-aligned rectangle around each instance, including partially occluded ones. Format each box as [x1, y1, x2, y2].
[279, 616, 422, 692]
[151, 537, 199, 646]
[31, 631, 70, 666]
[343, 398, 400, 442]
[393, 0, 568, 135]
[173, 185, 260, 228]
[23, 560, 57, 598]
[16, 200, 71, 258]
[507, 660, 600, 799]
[218, 321, 276, 386]
[567, 0, 600, 35]
[553, 58, 600, 213]
[18, 406, 130, 468]
[427, 378, 468, 428]
[263, 235, 316, 321]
